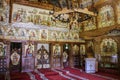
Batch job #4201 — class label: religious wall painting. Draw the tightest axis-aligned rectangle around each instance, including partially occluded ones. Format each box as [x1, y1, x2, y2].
[101, 38, 117, 56]
[18, 28, 27, 37]
[49, 31, 58, 41]
[36, 44, 50, 68]
[87, 41, 94, 57]
[40, 29, 48, 40]
[84, 20, 96, 31]
[7, 27, 16, 36]
[0, 0, 9, 23]
[25, 43, 34, 57]
[12, 4, 69, 28]
[0, 42, 6, 56]
[10, 49, 20, 66]
[117, 2, 120, 24]
[72, 45, 79, 55]
[98, 5, 115, 28]
[12, 4, 51, 26]
[80, 45, 86, 55]
[53, 44, 61, 57]
[28, 29, 37, 40]
[63, 51, 68, 63]
[53, 44, 61, 68]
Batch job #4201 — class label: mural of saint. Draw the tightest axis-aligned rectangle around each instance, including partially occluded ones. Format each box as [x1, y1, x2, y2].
[43, 51, 49, 64]
[51, 31, 58, 39]
[80, 45, 85, 55]
[63, 51, 68, 67]
[36, 49, 42, 68]
[53, 45, 61, 56]
[41, 29, 47, 39]
[99, 5, 114, 28]
[29, 30, 36, 38]
[18, 29, 26, 37]
[11, 50, 20, 65]
[36, 44, 49, 68]
[63, 51, 68, 62]
[26, 43, 34, 57]
[7, 28, 15, 36]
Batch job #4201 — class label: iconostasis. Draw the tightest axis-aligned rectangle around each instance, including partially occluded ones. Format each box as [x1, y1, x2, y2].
[0, 0, 120, 73]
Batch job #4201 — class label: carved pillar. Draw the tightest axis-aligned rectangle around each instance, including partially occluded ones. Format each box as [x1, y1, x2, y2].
[61, 44, 63, 68]
[50, 43, 53, 68]
[68, 44, 74, 67]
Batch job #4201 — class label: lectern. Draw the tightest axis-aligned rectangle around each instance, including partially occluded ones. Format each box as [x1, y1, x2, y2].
[85, 58, 97, 73]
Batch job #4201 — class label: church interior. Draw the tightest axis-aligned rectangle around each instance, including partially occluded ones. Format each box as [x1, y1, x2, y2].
[0, 0, 120, 80]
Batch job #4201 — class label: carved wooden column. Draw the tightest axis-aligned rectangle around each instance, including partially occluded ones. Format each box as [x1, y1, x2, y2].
[50, 43, 53, 68]
[60, 44, 63, 68]
[68, 44, 74, 67]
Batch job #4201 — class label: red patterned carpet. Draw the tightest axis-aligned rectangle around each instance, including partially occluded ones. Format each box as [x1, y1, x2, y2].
[7, 68, 119, 80]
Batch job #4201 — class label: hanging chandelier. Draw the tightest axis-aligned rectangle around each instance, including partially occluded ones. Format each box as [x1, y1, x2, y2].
[50, 0, 98, 29]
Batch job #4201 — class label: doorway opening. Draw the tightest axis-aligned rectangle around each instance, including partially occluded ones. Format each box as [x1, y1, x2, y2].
[10, 42, 22, 72]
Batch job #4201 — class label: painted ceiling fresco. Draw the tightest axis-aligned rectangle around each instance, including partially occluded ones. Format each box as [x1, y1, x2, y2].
[98, 5, 115, 28]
